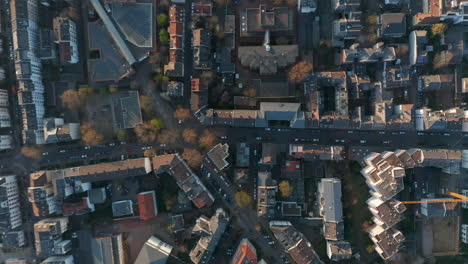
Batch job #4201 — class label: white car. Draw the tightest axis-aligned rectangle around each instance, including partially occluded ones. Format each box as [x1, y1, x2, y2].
[220, 136, 227, 139]
[42, 152, 48, 156]
[313, 138, 319, 142]
[256, 137, 262, 140]
[82, 155, 87, 158]
[84, 146, 91, 150]
[59, 149, 66, 153]
[360, 140, 366, 143]
[109, 143, 115, 147]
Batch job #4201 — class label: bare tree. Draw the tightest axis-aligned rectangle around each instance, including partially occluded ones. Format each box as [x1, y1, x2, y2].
[130, 80, 139, 90]
[60, 89, 81, 110]
[182, 128, 198, 144]
[21, 146, 43, 160]
[201, 71, 216, 87]
[158, 130, 178, 145]
[288, 61, 313, 83]
[134, 122, 158, 143]
[234, 191, 253, 208]
[80, 123, 104, 146]
[199, 129, 217, 148]
[182, 148, 203, 168]
[174, 107, 191, 121]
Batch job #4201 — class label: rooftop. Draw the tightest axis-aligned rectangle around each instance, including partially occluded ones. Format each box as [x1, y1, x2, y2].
[240, 5, 294, 36]
[111, 91, 143, 130]
[134, 236, 173, 264]
[238, 45, 299, 75]
[137, 191, 158, 220]
[112, 200, 134, 217]
[380, 13, 406, 37]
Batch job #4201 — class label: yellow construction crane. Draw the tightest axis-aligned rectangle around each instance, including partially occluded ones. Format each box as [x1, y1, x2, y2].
[390, 192, 468, 205]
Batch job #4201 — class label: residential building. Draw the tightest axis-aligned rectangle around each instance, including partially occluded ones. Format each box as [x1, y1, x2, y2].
[236, 143, 250, 168]
[326, 241, 352, 261]
[164, 62, 184, 77]
[269, 221, 323, 264]
[91, 233, 125, 264]
[317, 178, 344, 240]
[138, 191, 158, 220]
[53, 17, 79, 64]
[298, 0, 317, 13]
[378, 13, 406, 38]
[441, 1, 468, 24]
[231, 238, 258, 264]
[361, 149, 424, 260]
[409, 30, 429, 65]
[289, 145, 344, 160]
[134, 236, 173, 264]
[257, 171, 277, 218]
[0, 175, 22, 231]
[369, 225, 404, 260]
[415, 107, 466, 132]
[0, 135, 13, 150]
[206, 143, 230, 171]
[43, 118, 80, 144]
[5, 259, 28, 264]
[10, 0, 46, 144]
[193, 0, 213, 16]
[112, 200, 134, 217]
[162, 81, 184, 97]
[34, 217, 71, 257]
[190, 208, 229, 264]
[239, 5, 294, 38]
[165, 4, 185, 77]
[412, 0, 441, 26]
[0, 90, 11, 128]
[0, 230, 26, 248]
[193, 29, 212, 70]
[333, 12, 362, 40]
[418, 74, 454, 91]
[41, 255, 74, 264]
[153, 154, 215, 208]
[332, 0, 360, 12]
[171, 214, 185, 233]
[341, 43, 396, 64]
[462, 224, 468, 244]
[28, 158, 152, 214]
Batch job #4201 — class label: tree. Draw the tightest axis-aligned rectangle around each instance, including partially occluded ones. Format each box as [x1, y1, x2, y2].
[242, 87, 256, 97]
[234, 191, 253, 208]
[116, 130, 129, 142]
[130, 80, 139, 90]
[159, 28, 169, 45]
[174, 107, 191, 121]
[144, 149, 156, 157]
[21, 146, 42, 160]
[182, 128, 198, 144]
[158, 130, 178, 145]
[278, 180, 293, 197]
[272, 0, 285, 6]
[366, 14, 378, 26]
[199, 129, 217, 148]
[149, 52, 161, 66]
[431, 23, 448, 36]
[80, 123, 104, 146]
[366, 245, 375, 254]
[140, 95, 154, 115]
[201, 71, 216, 87]
[78, 86, 94, 98]
[60, 89, 81, 110]
[151, 118, 164, 130]
[182, 148, 203, 168]
[134, 122, 158, 143]
[156, 13, 169, 27]
[109, 84, 119, 93]
[286, 0, 296, 7]
[289, 61, 313, 83]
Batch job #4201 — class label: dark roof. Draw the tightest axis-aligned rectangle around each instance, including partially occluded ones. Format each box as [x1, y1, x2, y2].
[253, 79, 295, 98]
[240, 5, 293, 36]
[380, 13, 406, 36]
[238, 45, 299, 75]
[206, 144, 230, 171]
[111, 90, 143, 130]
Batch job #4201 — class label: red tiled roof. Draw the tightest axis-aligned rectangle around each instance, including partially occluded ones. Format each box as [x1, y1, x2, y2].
[169, 22, 184, 36]
[170, 49, 184, 62]
[170, 35, 183, 49]
[283, 160, 301, 172]
[232, 239, 257, 264]
[138, 191, 157, 220]
[62, 198, 90, 216]
[193, 1, 212, 16]
[191, 78, 207, 91]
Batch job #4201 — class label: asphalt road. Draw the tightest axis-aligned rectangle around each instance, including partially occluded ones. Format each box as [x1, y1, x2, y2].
[0, 127, 464, 171]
